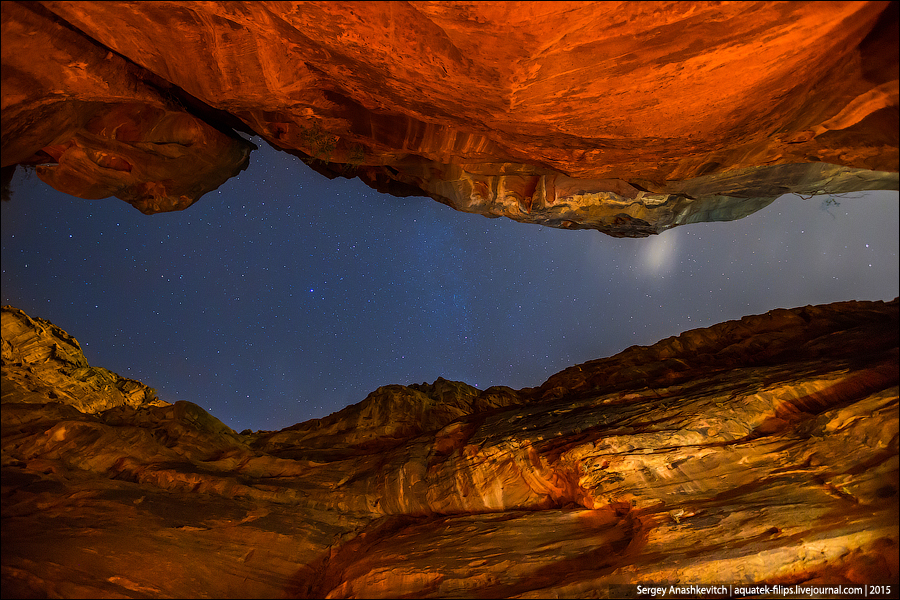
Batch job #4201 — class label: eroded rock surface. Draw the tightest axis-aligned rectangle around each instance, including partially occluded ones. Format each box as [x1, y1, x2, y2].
[1, 306, 165, 414]
[1, 1, 253, 213]
[2, 300, 897, 598]
[2, 1, 897, 234]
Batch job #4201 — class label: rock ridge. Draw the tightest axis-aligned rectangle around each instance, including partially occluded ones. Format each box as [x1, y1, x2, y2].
[2, 299, 897, 597]
[1, 305, 165, 414]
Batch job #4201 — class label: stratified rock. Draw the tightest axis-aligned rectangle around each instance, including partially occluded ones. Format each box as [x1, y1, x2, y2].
[0, 1, 253, 214]
[2, 300, 897, 597]
[1, 305, 165, 413]
[2, 1, 897, 234]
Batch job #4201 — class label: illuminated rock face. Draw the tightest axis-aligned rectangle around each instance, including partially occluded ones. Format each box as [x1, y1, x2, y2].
[0, 2, 253, 214]
[1, 306, 164, 413]
[2, 1, 898, 233]
[2, 301, 897, 597]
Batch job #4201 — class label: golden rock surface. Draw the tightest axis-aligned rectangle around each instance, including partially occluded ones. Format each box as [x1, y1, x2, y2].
[2, 300, 897, 597]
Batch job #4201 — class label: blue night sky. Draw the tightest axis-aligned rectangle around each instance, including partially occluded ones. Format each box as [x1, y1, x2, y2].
[2, 141, 898, 432]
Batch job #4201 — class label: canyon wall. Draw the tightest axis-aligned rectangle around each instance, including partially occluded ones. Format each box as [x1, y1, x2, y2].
[2, 301, 897, 597]
[2, 1, 898, 235]
[2, 2, 898, 597]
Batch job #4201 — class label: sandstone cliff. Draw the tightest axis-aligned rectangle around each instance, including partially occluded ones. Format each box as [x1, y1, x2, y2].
[2, 301, 897, 597]
[2, 1, 898, 235]
[1, 306, 165, 413]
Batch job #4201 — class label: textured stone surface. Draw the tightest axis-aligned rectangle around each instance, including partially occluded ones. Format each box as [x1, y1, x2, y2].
[2, 1, 897, 234]
[0, 1, 253, 213]
[2, 300, 897, 597]
[1, 306, 165, 414]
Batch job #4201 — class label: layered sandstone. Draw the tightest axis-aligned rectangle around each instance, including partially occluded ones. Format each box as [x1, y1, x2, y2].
[2, 1, 898, 235]
[1, 306, 164, 414]
[2, 301, 897, 598]
[0, 1, 253, 214]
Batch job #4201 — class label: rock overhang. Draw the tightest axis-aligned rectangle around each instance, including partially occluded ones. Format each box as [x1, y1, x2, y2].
[1, 1, 896, 235]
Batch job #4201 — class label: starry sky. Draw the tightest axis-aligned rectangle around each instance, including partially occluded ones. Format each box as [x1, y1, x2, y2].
[2, 142, 898, 432]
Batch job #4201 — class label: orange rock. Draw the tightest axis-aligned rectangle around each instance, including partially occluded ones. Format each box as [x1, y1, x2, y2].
[2, 1, 897, 232]
[2, 299, 897, 596]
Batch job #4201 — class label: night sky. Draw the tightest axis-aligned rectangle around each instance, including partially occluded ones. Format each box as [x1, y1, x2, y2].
[2, 141, 898, 432]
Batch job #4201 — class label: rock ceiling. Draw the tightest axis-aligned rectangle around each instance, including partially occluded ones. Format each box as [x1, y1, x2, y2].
[2, 1, 898, 234]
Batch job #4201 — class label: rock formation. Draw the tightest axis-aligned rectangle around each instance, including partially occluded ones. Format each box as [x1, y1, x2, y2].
[1, 307, 165, 414]
[2, 301, 897, 597]
[2, 2, 899, 597]
[2, 1, 898, 235]
[0, 1, 254, 214]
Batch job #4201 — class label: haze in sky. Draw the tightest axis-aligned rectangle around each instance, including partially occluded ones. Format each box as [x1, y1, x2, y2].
[2, 141, 898, 432]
